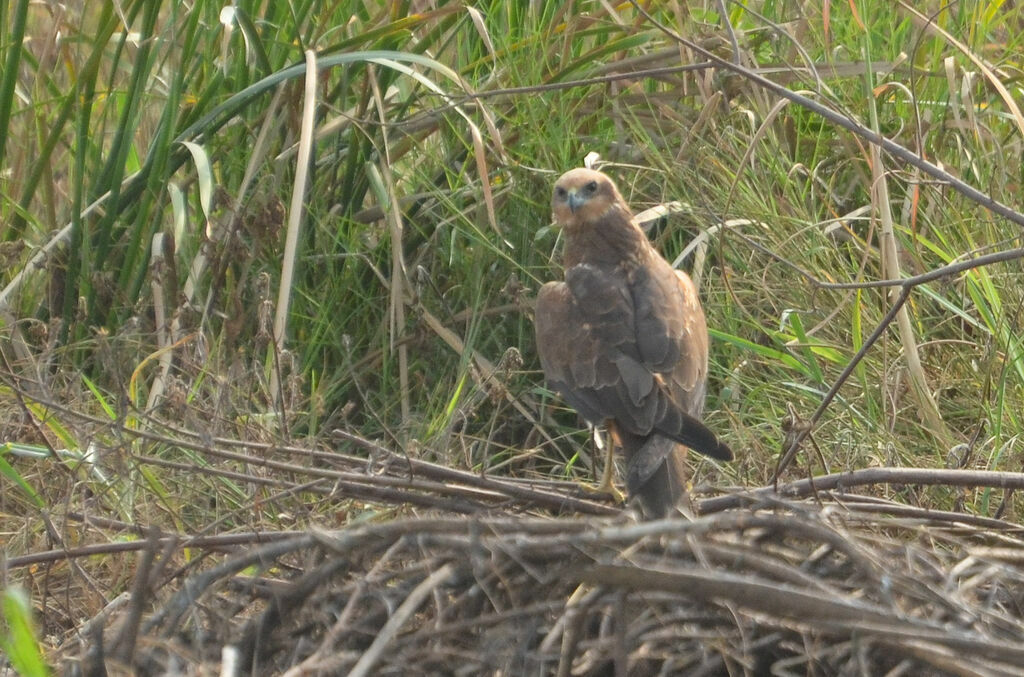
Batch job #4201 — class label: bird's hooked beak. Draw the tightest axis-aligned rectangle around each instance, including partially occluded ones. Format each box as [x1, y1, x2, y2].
[567, 191, 587, 214]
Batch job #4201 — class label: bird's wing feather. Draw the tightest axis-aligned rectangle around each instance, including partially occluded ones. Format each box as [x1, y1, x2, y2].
[537, 262, 670, 431]
[666, 269, 708, 416]
[631, 262, 682, 370]
[537, 258, 731, 461]
[536, 279, 619, 424]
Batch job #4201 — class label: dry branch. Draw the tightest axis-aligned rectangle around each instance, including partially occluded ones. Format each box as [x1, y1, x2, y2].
[54, 499, 1024, 676]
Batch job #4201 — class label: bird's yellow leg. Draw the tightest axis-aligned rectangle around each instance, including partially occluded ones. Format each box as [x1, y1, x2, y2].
[576, 424, 625, 503]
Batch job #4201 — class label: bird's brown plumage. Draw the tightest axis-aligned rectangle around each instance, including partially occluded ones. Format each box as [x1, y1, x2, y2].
[536, 168, 731, 518]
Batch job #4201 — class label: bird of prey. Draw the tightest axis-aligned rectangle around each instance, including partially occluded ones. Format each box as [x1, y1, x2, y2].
[535, 168, 732, 518]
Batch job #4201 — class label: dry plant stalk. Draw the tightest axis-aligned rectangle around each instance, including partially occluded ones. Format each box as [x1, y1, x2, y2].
[54, 499, 1024, 676]
[870, 141, 953, 449]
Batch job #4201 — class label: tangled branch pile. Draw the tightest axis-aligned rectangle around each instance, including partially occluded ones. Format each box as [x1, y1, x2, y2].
[58, 493, 1024, 676]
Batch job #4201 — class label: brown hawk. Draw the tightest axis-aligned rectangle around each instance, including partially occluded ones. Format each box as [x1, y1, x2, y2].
[535, 168, 732, 518]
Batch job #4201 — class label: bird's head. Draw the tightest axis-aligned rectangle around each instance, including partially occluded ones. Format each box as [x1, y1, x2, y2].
[551, 168, 629, 230]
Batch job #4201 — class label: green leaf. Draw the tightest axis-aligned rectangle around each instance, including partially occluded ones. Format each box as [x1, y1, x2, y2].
[1, 587, 51, 677]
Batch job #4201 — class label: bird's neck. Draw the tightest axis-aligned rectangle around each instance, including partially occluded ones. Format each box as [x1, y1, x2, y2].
[563, 211, 650, 268]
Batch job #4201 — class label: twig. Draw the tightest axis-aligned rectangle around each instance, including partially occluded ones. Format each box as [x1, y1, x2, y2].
[772, 286, 911, 481]
[702, 467, 1024, 516]
[347, 563, 457, 677]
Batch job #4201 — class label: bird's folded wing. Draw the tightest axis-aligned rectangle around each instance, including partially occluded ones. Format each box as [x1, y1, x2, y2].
[631, 264, 708, 410]
[536, 262, 731, 461]
[535, 264, 666, 434]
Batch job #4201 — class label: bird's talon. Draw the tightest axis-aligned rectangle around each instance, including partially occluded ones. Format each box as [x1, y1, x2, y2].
[575, 481, 625, 504]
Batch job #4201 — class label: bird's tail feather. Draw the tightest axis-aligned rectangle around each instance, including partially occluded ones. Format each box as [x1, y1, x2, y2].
[618, 431, 689, 519]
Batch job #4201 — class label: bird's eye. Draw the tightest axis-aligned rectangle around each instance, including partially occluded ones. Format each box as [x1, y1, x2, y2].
[555, 187, 567, 199]
[584, 181, 598, 193]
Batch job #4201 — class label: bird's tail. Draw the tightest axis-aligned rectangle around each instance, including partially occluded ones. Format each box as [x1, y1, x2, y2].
[615, 428, 689, 518]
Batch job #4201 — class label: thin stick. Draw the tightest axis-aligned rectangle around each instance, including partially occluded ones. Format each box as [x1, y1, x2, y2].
[703, 467, 1024, 516]
[348, 563, 456, 677]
